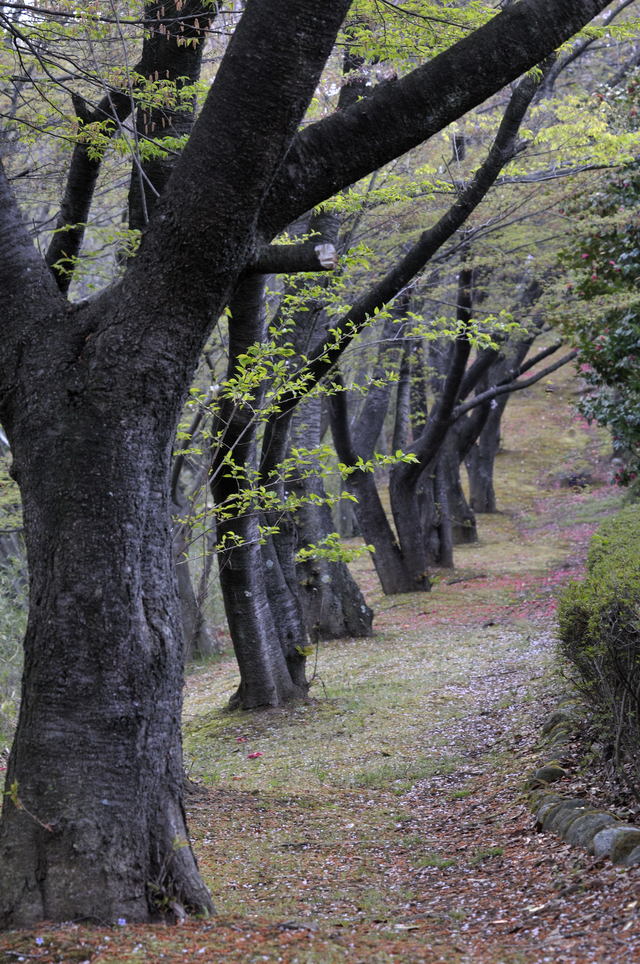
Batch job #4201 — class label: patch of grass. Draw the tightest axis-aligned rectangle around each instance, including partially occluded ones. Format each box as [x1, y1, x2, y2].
[470, 846, 505, 864]
[347, 755, 460, 791]
[448, 788, 474, 800]
[413, 852, 456, 870]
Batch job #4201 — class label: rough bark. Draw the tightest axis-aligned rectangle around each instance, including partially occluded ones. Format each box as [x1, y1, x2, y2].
[290, 397, 373, 639]
[260, 0, 612, 234]
[440, 434, 477, 545]
[330, 380, 419, 594]
[211, 275, 308, 709]
[0, 300, 213, 926]
[466, 399, 504, 513]
[47, 1, 219, 292]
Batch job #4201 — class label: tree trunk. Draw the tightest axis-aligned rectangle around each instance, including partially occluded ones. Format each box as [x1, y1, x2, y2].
[0, 391, 212, 925]
[290, 398, 373, 638]
[466, 405, 501, 513]
[211, 275, 308, 709]
[388, 466, 432, 591]
[261, 524, 310, 692]
[440, 435, 477, 544]
[216, 513, 307, 710]
[434, 461, 454, 568]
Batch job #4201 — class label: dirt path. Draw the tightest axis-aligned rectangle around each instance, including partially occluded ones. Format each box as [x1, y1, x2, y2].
[2, 373, 639, 962]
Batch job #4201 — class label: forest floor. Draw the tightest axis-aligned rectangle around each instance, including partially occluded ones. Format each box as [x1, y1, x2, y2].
[2, 368, 640, 962]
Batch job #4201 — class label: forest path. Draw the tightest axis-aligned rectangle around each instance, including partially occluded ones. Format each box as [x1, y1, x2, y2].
[2, 373, 638, 961]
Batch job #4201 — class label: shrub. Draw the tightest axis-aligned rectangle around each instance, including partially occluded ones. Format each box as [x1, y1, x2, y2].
[558, 506, 640, 793]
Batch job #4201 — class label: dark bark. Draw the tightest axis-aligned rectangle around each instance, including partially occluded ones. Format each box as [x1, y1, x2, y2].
[47, 2, 219, 292]
[277, 65, 546, 411]
[329, 378, 419, 594]
[434, 461, 454, 568]
[439, 434, 477, 546]
[260, 0, 611, 234]
[127, 3, 217, 232]
[290, 397, 373, 639]
[249, 242, 338, 274]
[211, 275, 309, 709]
[466, 402, 503, 513]
[388, 267, 474, 581]
[0, 300, 212, 926]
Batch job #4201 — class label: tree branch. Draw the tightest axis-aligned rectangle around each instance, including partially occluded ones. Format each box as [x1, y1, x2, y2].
[119, 0, 351, 324]
[46, 1, 220, 294]
[541, 0, 636, 92]
[283, 63, 548, 404]
[248, 242, 338, 275]
[452, 349, 578, 420]
[259, 0, 612, 235]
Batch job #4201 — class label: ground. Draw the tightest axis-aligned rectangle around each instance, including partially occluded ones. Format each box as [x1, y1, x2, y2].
[1, 364, 640, 962]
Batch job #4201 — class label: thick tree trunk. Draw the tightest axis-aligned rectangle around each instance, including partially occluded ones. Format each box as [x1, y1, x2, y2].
[0, 394, 212, 926]
[261, 524, 310, 692]
[434, 462, 454, 568]
[387, 467, 432, 591]
[217, 514, 306, 710]
[294, 490, 374, 638]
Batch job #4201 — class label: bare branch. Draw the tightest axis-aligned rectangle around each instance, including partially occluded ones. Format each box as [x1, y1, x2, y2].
[452, 349, 578, 420]
[248, 242, 338, 275]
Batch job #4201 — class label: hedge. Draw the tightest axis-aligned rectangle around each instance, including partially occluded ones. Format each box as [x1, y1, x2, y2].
[557, 505, 640, 792]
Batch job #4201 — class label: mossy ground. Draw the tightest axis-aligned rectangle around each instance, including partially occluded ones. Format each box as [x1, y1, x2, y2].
[2, 364, 639, 962]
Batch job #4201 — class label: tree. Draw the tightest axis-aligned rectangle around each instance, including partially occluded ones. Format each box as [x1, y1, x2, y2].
[0, 0, 616, 928]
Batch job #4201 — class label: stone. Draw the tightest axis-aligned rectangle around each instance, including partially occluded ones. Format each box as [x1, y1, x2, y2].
[534, 764, 567, 784]
[534, 794, 564, 823]
[543, 799, 590, 835]
[611, 829, 640, 864]
[541, 709, 574, 735]
[565, 812, 617, 851]
[620, 845, 640, 867]
[548, 806, 591, 837]
[592, 825, 640, 861]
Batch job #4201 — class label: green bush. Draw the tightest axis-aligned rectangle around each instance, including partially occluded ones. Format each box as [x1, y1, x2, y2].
[558, 506, 640, 791]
